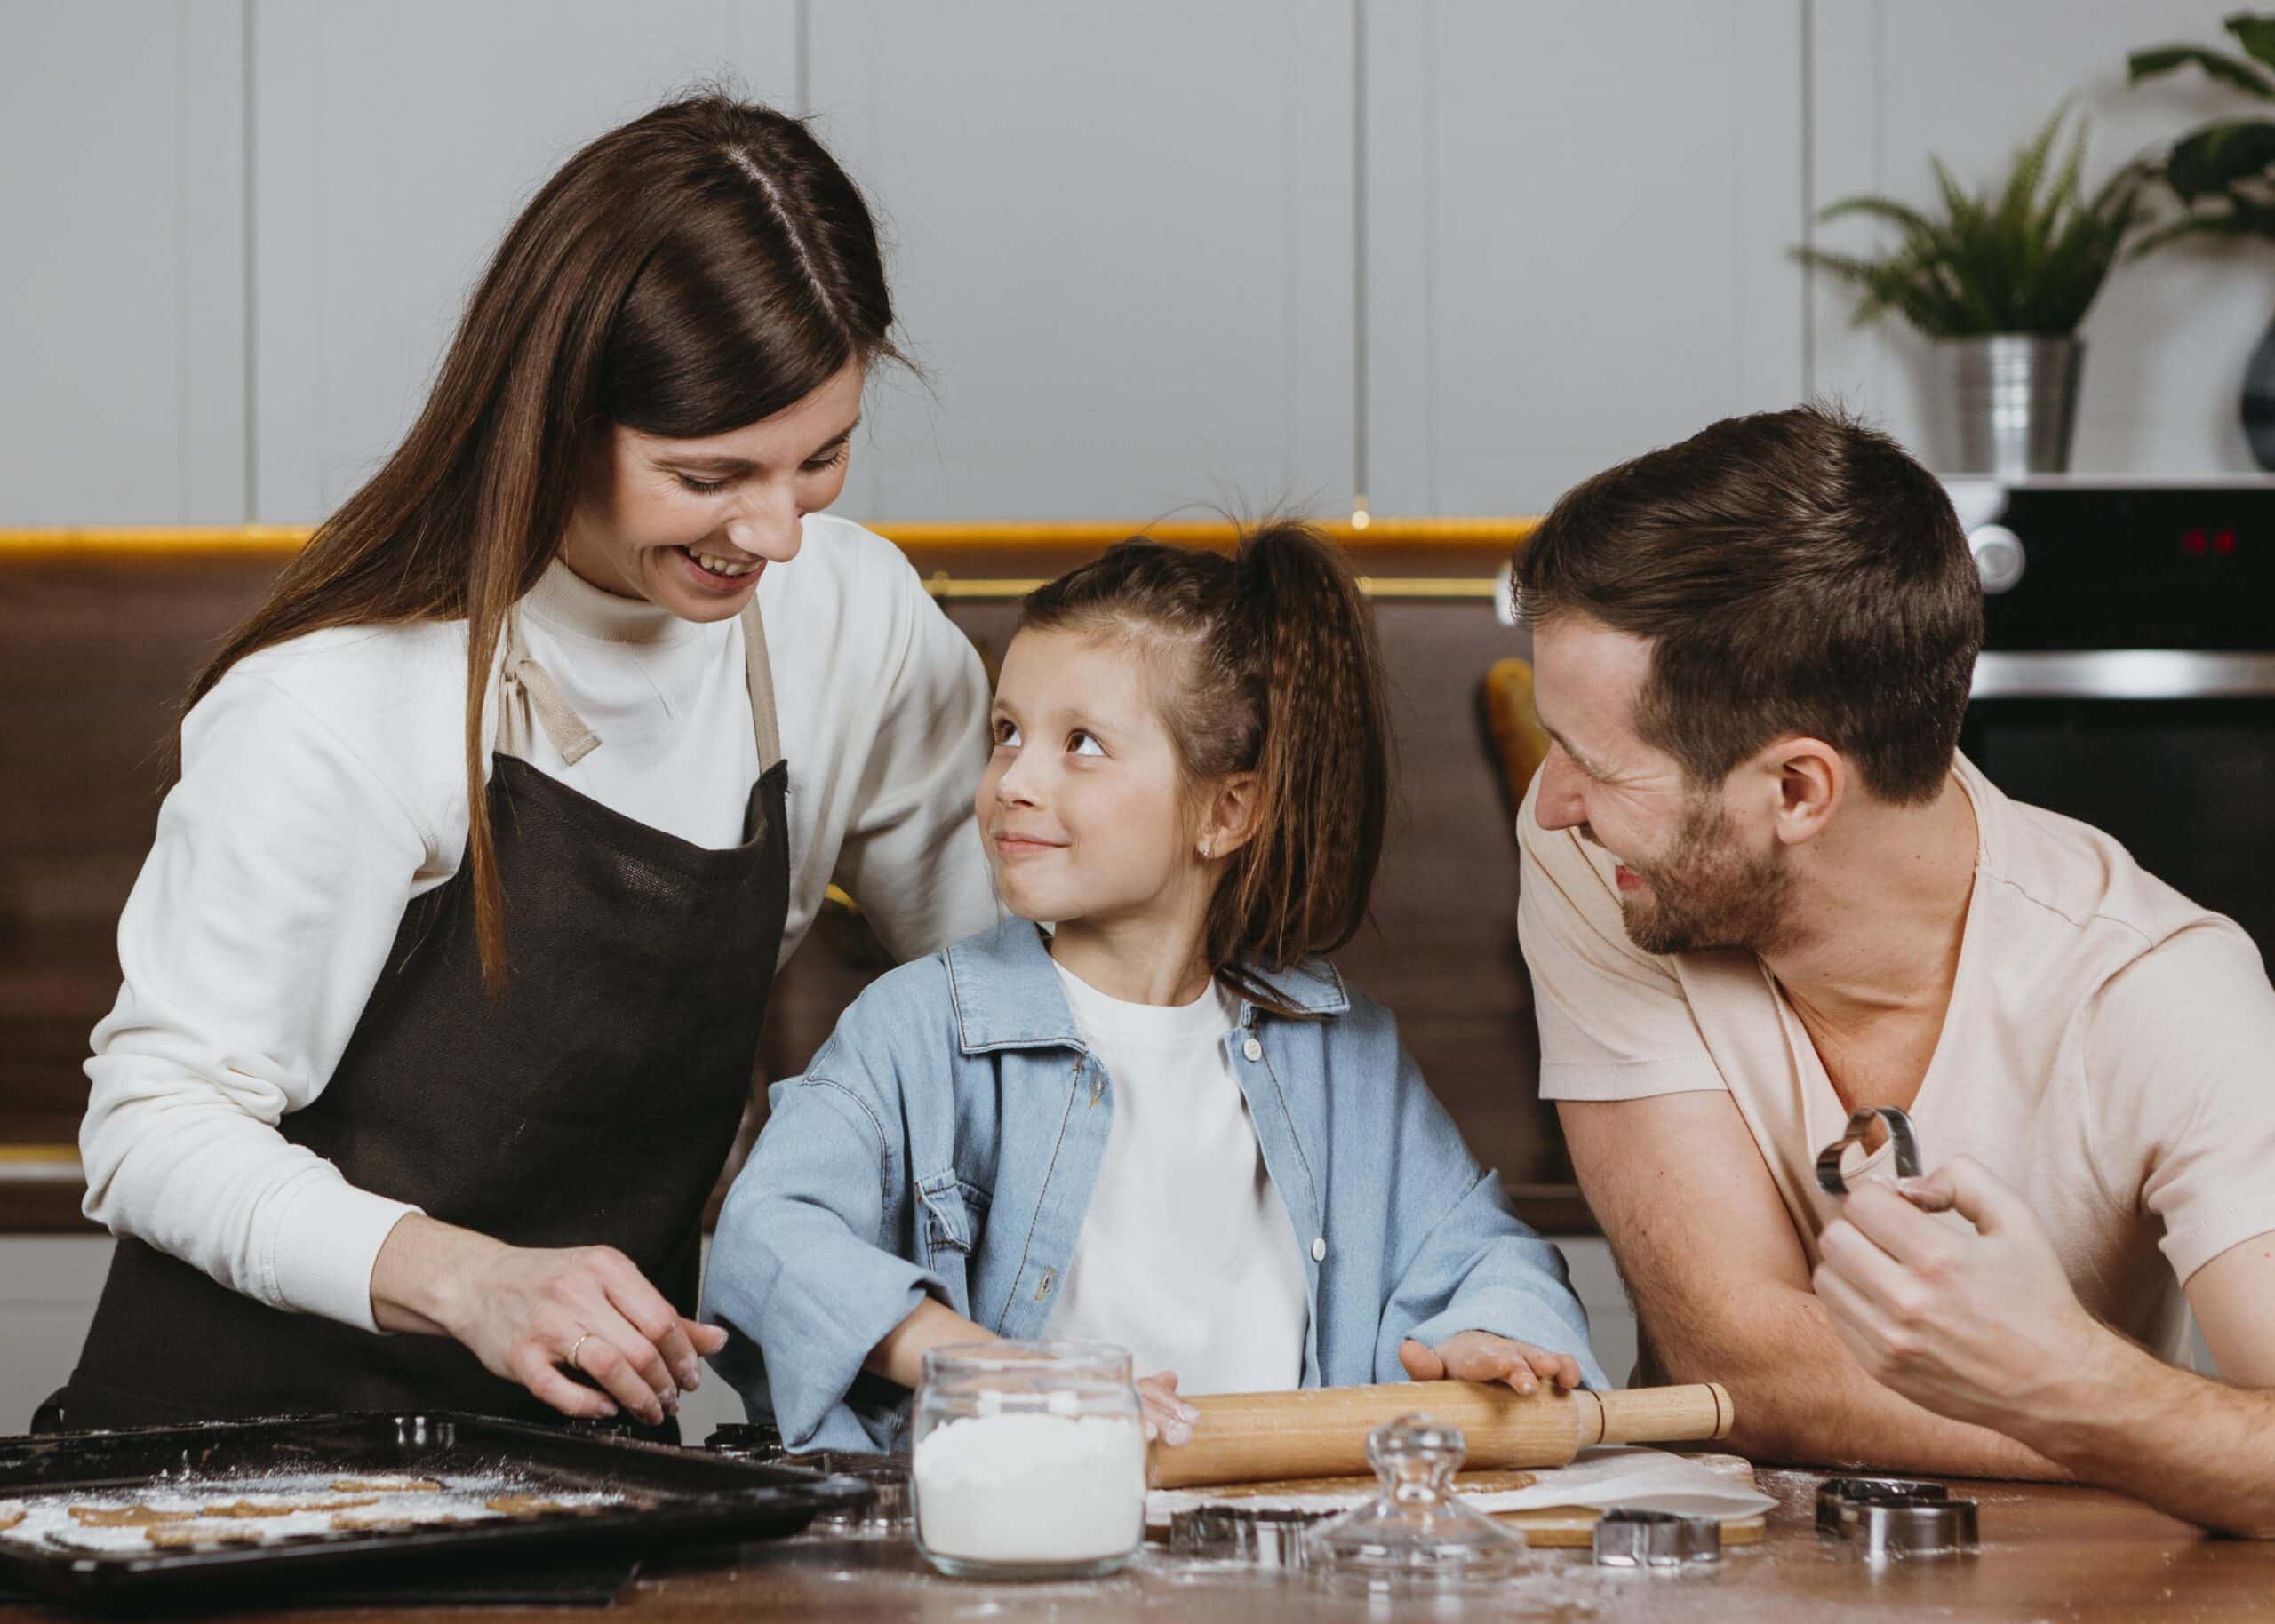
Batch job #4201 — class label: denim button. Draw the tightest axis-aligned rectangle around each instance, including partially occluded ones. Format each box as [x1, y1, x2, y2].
[1311, 1237, 1328, 1262]
[1242, 1038, 1264, 1062]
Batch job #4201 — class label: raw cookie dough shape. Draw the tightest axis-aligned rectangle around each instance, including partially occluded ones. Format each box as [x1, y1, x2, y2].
[197, 1497, 380, 1519]
[484, 1494, 573, 1517]
[69, 1505, 196, 1528]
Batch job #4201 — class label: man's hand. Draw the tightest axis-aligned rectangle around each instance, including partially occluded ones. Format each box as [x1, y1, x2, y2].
[1399, 1331, 1585, 1396]
[1812, 1157, 2107, 1434]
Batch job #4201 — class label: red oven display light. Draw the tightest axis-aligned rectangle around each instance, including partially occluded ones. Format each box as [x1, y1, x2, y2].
[2215, 529, 2237, 555]
[2183, 528, 2241, 557]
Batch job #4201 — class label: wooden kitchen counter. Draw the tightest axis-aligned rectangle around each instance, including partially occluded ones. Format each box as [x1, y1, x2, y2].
[5, 1469, 2264, 1622]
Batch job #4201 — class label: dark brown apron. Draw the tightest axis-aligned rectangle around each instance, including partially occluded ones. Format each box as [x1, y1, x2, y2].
[43, 596, 788, 1433]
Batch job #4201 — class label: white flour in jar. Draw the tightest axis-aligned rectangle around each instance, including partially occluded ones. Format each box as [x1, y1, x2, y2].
[912, 1412, 1146, 1564]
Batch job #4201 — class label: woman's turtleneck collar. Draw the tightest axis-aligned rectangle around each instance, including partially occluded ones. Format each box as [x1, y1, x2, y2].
[522, 556, 708, 648]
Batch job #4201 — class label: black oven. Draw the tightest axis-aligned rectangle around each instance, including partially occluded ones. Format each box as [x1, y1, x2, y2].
[1951, 476, 2275, 961]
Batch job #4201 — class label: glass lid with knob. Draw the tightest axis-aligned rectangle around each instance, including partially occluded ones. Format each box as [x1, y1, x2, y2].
[1303, 1413, 1530, 1592]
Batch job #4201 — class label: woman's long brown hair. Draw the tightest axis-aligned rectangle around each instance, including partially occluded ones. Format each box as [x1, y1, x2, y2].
[1017, 522, 1393, 992]
[186, 94, 900, 991]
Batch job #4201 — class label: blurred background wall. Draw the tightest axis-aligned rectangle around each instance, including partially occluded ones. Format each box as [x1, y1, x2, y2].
[2, 0, 2264, 533]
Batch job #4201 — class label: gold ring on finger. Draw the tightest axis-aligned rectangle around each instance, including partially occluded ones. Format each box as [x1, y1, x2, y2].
[567, 1331, 595, 1369]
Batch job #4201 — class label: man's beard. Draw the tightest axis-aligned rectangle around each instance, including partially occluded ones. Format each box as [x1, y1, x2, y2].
[1613, 792, 1792, 956]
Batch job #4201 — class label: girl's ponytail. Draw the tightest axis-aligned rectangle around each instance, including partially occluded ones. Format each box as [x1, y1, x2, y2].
[1018, 519, 1393, 981]
[1214, 523, 1391, 972]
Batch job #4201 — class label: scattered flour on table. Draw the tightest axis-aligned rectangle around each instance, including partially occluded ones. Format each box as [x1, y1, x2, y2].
[913, 1413, 1145, 1564]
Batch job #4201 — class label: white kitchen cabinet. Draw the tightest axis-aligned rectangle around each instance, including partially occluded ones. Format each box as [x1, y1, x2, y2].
[1361, 0, 1808, 514]
[0, 0, 245, 523]
[248, 0, 799, 521]
[804, 0, 1356, 521]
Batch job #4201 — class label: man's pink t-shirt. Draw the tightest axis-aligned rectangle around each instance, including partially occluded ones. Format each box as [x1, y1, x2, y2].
[1518, 754, 2275, 1365]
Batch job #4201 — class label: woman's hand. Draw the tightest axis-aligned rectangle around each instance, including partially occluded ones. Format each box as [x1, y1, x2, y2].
[371, 1214, 724, 1425]
[1399, 1331, 1585, 1396]
[1138, 1370, 1200, 1446]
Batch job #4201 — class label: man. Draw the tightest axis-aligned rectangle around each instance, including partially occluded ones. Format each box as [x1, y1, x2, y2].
[1514, 405, 2275, 1536]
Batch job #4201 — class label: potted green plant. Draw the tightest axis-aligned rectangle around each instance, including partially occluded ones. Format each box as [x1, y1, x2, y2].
[2129, 10, 2275, 466]
[1795, 106, 2146, 474]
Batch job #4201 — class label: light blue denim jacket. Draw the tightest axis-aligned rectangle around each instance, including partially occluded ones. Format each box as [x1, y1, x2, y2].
[703, 918, 1606, 1451]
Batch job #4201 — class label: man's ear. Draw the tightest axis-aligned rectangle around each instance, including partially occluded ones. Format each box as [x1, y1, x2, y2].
[1760, 736, 1843, 847]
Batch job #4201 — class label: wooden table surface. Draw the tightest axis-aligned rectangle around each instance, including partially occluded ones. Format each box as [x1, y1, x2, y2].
[4, 1467, 2268, 1622]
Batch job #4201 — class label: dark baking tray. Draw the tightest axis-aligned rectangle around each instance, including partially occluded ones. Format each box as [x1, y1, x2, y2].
[0, 1411, 871, 1611]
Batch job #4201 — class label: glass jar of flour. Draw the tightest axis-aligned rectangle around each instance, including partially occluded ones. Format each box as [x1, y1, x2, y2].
[911, 1341, 1148, 1580]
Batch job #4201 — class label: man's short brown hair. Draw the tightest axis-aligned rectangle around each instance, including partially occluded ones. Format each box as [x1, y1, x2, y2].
[1516, 404, 1983, 805]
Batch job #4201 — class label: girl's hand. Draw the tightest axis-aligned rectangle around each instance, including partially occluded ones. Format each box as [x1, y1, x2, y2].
[371, 1214, 724, 1425]
[1138, 1370, 1200, 1446]
[1399, 1331, 1585, 1396]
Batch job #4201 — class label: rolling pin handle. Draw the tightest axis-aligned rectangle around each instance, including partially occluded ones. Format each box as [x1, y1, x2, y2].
[1576, 1389, 1607, 1449]
[1594, 1382, 1734, 1445]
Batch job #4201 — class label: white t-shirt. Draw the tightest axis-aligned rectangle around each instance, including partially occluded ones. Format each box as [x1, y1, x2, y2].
[1042, 959, 1310, 1396]
[1518, 754, 2275, 1366]
[80, 515, 1002, 1332]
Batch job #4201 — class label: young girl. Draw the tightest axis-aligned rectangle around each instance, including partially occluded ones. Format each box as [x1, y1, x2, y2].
[704, 522, 1605, 1452]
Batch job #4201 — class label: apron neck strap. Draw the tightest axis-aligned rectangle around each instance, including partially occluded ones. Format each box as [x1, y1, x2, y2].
[739, 595, 785, 773]
[497, 595, 784, 772]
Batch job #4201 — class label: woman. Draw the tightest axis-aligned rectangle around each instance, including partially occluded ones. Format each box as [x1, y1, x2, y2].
[44, 94, 997, 1434]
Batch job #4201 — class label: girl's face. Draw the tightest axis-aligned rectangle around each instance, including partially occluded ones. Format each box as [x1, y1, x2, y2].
[978, 628, 1215, 932]
[557, 360, 865, 620]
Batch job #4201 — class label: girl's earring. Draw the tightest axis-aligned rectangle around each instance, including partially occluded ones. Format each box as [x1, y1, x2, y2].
[1198, 838, 1214, 860]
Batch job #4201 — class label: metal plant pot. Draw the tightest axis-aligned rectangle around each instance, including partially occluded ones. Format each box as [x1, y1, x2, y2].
[1940, 335, 2084, 475]
[2241, 312, 2275, 471]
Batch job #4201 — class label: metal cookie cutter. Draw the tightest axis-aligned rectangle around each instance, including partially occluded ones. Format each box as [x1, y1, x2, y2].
[1816, 1477, 1978, 1557]
[1170, 1505, 1329, 1569]
[1591, 1507, 1722, 1569]
[798, 1449, 913, 1536]
[1813, 1477, 1946, 1534]
[702, 1421, 786, 1464]
[705, 1427, 909, 1536]
[1815, 1105, 1923, 1197]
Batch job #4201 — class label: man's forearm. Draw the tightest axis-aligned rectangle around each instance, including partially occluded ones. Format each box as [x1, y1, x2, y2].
[1558, 1094, 2064, 1479]
[2012, 1331, 2275, 1537]
[1647, 1282, 2063, 1479]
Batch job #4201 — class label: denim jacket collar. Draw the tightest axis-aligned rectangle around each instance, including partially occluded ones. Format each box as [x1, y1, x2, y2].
[944, 918, 1350, 1054]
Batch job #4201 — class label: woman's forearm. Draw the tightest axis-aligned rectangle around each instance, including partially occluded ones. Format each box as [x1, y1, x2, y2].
[368, 1213, 493, 1335]
[79, 1065, 422, 1331]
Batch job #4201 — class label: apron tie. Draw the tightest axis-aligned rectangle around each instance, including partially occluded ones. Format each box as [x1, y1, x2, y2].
[499, 644, 603, 766]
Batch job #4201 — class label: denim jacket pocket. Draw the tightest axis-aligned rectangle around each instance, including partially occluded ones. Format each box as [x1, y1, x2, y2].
[914, 1171, 991, 1273]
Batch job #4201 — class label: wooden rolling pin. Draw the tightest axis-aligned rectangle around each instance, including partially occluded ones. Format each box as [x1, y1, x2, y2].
[1146, 1380, 1732, 1489]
